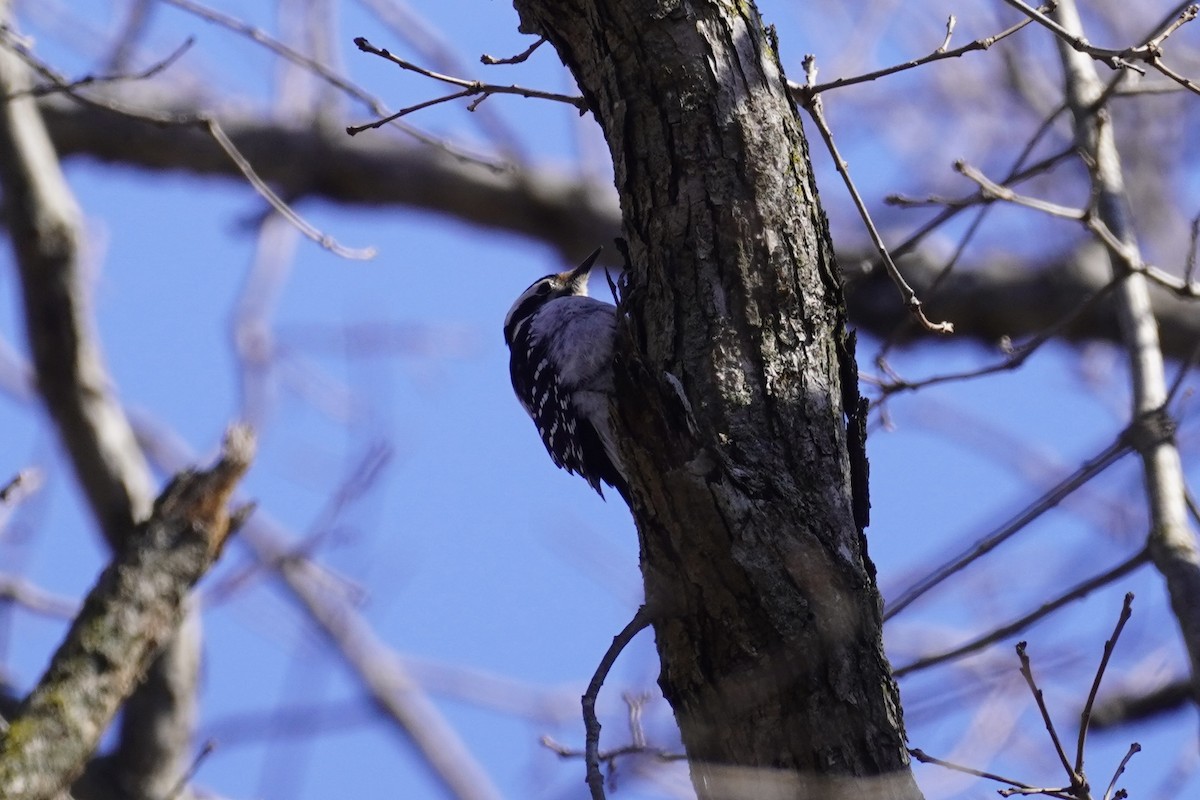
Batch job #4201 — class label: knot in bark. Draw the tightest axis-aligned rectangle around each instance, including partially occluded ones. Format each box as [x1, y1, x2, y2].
[1121, 406, 1176, 453]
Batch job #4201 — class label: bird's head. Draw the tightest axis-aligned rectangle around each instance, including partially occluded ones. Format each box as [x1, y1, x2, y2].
[503, 248, 602, 345]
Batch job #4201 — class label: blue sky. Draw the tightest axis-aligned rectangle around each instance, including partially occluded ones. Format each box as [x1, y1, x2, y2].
[3, 1, 1199, 799]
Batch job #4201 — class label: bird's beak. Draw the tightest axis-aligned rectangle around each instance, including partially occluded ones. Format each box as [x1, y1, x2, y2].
[563, 247, 603, 292]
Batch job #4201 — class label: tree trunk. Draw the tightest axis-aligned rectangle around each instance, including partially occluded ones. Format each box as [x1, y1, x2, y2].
[511, 2, 922, 798]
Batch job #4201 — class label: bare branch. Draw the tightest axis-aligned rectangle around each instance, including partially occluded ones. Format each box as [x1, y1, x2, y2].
[25, 90, 1199, 360]
[351, 36, 587, 119]
[1, 35, 375, 260]
[205, 118, 375, 259]
[1151, 57, 1200, 97]
[0, 427, 255, 800]
[40, 89, 616, 253]
[0, 469, 40, 507]
[346, 86, 475, 133]
[129, 420, 505, 800]
[1002, 0, 1200, 94]
[582, 606, 651, 800]
[908, 748, 1047, 794]
[1103, 743, 1141, 800]
[912, 600, 1143, 800]
[1016, 642, 1082, 792]
[349, 0, 526, 154]
[482, 37, 546, 65]
[1053, 0, 1200, 703]
[0, 573, 79, 619]
[0, 18, 221, 795]
[951, 161, 1200, 301]
[1089, 679, 1192, 729]
[157, 0, 498, 161]
[885, 433, 1132, 620]
[873, 272, 1122, 398]
[800, 58, 953, 335]
[789, 7, 1047, 101]
[1144, 2, 1200, 49]
[1077, 594, 1135, 777]
[0, 10, 155, 547]
[893, 550, 1146, 678]
[955, 159, 1086, 221]
[1, 36, 193, 100]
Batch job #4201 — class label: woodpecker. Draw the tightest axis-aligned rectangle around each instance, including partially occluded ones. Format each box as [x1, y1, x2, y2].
[504, 248, 628, 501]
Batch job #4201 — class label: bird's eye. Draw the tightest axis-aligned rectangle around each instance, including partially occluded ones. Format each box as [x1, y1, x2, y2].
[536, 283, 552, 296]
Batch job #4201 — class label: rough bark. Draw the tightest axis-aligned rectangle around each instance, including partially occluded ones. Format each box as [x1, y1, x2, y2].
[510, 2, 921, 798]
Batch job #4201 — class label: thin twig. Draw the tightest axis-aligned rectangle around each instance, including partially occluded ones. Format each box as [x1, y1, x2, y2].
[908, 748, 1048, 793]
[160, 0, 385, 108]
[885, 434, 1132, 620]
[0, 469, 39, 505]
[1086, 219, 1197, 298]
[2, 36, 193, 100]
[159, 0, 380, 109]
[1016, 642, 1082, 791]
[167, 739, 217, 800]
[156, 0, 505, 166]
[875, 272, 1123, 399]
[1102, 742, 1141, 800]
[583, 606, 651, 800]
[790, 8, 1045, 101]
[1076, 593, 1134, 776]
[874, 94, 1077, 360]
[1001, 0, 1200, 94]
[205, 119, 375, 259]
[1165, 340, 1200, 408]
[955, 161, 1200, 300]
[0, 574, 80, 619]
[937, 15, 957, 52]
[1152, 58, 1200, 96]
[844, 89, 1092, 367]
[955, 160, 1086, 220]
[1143, 2, 1200, 49]
[998, 786, 1075, 798]
[349, 0, 525, 155]
[541, 736, 683, 765]
[347, 88, 473, 134]
[0, 36, 375, 260]
[893, 551, 1146, 678]
[481, 37, 546, 65]
[353, 36, 586, 112]
[1001, 0, 1165, 66]
[881, 147, 1075, 268]
[800, 58, 952, 334]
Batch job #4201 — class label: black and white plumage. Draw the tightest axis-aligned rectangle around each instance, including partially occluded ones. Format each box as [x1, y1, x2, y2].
[503, 248, 628, 500]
